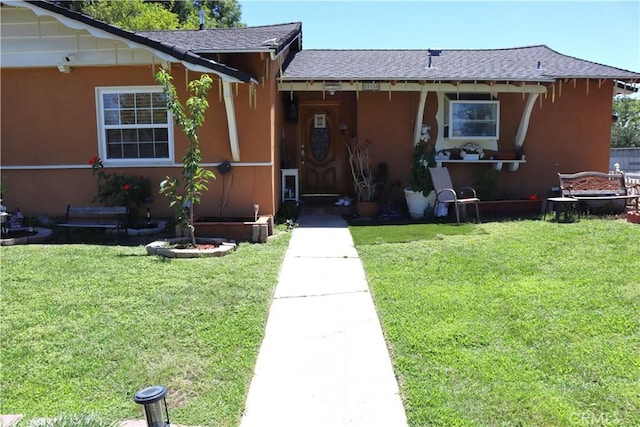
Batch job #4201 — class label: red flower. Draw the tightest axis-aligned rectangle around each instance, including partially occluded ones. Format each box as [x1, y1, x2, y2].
[139, 175, 145, 180]
[123, 184, 131, 191]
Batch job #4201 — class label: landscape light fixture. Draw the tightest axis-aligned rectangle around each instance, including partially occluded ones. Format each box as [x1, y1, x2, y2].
[133, 385, 170, 427]
[253, 204, 259, 222]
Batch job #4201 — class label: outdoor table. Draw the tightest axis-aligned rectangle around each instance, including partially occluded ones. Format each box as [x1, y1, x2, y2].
[545, 197, 579, 222]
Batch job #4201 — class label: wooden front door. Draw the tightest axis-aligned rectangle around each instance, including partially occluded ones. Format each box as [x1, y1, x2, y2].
[299, 103, 344, 197]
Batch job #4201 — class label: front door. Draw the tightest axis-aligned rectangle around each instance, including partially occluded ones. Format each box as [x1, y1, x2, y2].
[299, 102, 343, 197]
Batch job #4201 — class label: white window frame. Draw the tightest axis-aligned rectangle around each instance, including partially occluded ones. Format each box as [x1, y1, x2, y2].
[448, 100, 500, 140]
[95, 86, 174, 166]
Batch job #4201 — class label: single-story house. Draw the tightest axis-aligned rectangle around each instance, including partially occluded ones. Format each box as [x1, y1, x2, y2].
[2, 0, 639, 224]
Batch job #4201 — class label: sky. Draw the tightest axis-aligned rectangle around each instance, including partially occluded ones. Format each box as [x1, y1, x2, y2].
[239, 1, 640, 73]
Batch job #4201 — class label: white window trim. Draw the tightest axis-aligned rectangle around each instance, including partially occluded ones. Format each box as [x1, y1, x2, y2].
[95, 86, 174, 166]
[448, 100, 500, 140]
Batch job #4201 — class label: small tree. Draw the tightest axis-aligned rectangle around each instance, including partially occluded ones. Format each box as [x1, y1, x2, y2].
[156, 69, 215, 246]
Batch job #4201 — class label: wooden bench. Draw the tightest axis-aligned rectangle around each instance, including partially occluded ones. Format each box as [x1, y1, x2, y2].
[58, 205, 128, 237]
[558, 171, 639, 212]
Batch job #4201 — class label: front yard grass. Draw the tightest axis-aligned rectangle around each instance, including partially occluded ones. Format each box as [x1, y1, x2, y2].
[351, 219, 639, 426]
[0, 231, 290, 426]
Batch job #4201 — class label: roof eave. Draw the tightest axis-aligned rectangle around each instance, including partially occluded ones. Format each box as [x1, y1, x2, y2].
[16, 0, 256, 83]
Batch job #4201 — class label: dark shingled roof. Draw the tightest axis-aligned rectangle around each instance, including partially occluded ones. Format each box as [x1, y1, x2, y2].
[281, 46, 640, 82]
[19, 2, 639, 84]
[138, 23, 301, 55]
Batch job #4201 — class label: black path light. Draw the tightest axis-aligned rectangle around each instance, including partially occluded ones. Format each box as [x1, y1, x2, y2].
[134, 385, 170, 427]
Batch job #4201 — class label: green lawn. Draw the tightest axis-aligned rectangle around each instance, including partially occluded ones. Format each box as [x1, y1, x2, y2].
[0, 231, 290, 426]
[351, 219, 639, 426]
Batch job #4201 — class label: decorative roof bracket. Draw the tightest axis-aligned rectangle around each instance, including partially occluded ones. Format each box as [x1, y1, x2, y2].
[222, 81, 240, 161]
[515, 92, 539, 148]
[413, 86, 428, 146]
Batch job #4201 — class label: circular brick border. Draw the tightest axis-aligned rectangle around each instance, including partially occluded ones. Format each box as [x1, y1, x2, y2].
[0, 227, 53, 246]
[145, 237, 237, 258]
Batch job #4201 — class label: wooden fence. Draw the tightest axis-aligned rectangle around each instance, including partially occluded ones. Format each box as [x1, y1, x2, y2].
[610, 148, 640, 172]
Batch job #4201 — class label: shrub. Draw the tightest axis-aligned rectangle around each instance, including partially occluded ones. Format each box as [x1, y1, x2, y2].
[89, 156, 152, 225]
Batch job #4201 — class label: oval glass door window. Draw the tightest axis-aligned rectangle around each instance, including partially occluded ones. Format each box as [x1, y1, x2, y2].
[310, 125, 330, 162]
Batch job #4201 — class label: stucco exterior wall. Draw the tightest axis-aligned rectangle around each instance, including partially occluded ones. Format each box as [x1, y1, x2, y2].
[0, 57, 616, 219]
[0, 59, 278, 219]
[280, 80, 615, 202]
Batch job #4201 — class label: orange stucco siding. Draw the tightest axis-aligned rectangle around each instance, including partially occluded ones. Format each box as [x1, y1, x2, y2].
[0, 58, 617, 219]
[1, 59, 279, 219]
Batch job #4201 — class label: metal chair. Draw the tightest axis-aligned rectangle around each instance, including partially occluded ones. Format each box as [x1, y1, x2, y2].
[429, 167, 481, 224]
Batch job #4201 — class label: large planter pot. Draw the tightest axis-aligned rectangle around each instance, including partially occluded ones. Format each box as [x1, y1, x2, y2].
[356, 201, 379, 218]
[404, 188, 435, 219]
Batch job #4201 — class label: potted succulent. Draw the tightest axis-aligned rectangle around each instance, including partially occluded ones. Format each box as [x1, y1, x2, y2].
[404, 125, 436, 219]
[346, 138, 379, 217]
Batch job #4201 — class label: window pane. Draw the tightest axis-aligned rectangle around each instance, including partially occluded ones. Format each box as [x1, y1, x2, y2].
[152, 109, 168, 124]
[103, 93, 120, 109]
[123, 129, 138, 143]
[123, 144, 138, 158]
[136, 109, 152, 124]
[135, 93, 151, 108]
[152, 93, 166, 107]
[139, 128, 154, 142]
[106, 129, 122, 143]
[155, 143, 169, 158]
[154, 128, 168, 142]
[120, 110, 136, 125]
[107, 143, 123, 159]
[119, 94, 134, 108]
[139, 143, 155, 158]
[104, 110, 120, 125]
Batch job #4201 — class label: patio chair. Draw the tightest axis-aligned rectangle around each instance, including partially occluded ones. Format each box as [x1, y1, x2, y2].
[429, 167, 481, 224]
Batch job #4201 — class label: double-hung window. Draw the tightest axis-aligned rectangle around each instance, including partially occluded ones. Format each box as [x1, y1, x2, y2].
[449, 100, 499, 140]
[96, 87, 173, 164]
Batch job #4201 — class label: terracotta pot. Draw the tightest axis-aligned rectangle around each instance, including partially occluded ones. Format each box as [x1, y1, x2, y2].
[356, 201, 379, 218]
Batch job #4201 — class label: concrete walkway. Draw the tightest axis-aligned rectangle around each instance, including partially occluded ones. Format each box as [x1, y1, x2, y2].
[240, 214, 408, 427]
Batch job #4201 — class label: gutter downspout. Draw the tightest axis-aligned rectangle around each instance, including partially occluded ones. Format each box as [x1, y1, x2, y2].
[222, 80, 240, 161]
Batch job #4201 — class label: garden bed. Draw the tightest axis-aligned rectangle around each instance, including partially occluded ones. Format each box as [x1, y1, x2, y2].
[477, 199, 542, 218]
[191, 216, 274, 243]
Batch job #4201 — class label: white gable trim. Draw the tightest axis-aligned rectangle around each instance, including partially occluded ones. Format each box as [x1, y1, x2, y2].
[0, 1, 245, 82]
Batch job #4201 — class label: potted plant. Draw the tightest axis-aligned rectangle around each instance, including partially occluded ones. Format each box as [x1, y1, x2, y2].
[404, 125, 436, 219]
[460, 142, 484, 160]
[346, 138, 379, 217]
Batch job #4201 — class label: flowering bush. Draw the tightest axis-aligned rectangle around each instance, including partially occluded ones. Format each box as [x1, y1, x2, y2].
[89, 156, 152, 225]
[409, 125, 435, 196]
